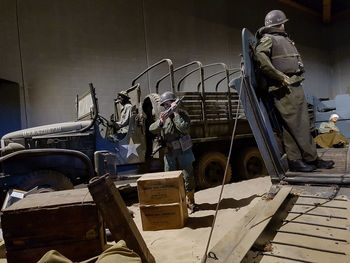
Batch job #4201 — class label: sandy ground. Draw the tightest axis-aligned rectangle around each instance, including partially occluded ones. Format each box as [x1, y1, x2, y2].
[129, 176, 272, 263]
[0, 176, 272, 262]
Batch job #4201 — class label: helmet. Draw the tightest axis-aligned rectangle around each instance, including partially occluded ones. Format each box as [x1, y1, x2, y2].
[115, 90, 130, 100]
[265, 10, 288, 27]
[160, 91, 176, 106]
[117, 90, 129, 99]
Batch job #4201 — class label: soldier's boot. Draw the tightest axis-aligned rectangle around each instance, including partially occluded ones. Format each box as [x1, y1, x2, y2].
[288, 159, 316, 172]
[306, 157, 334, 169]
[186, 190, 199, 214]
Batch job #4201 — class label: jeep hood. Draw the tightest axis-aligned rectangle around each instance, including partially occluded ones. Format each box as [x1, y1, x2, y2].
[2, 120, 92, 140]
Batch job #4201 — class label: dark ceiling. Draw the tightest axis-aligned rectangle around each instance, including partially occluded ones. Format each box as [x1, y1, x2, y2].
[280, 0, 350, 23]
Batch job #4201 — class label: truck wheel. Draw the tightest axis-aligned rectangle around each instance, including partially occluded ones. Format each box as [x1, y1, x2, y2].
[196, 152, 232, 189]
[18, 170, 74, 193]
[239, 147, 267, 179]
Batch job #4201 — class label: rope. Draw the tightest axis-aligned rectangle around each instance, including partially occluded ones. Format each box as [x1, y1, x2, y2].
[201, 65, 245, 262]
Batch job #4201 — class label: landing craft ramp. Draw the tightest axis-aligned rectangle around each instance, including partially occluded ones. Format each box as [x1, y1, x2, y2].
[207, 186, 350, 263]
[257, 187, 350, 263]
[204, 29, 350, 263]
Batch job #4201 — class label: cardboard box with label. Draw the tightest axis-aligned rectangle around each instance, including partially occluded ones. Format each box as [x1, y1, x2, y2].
[137, 170, 188, 231]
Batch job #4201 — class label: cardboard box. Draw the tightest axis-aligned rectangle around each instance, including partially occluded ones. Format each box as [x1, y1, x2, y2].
[137, 170, 186, 205]
[1, 188, 106, 263]
[140, 201, 188, 231]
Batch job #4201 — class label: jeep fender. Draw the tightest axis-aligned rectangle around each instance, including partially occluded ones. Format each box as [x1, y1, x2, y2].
[0, 148, 94, 186]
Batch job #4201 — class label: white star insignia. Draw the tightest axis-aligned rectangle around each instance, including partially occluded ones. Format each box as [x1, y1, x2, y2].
[122, 138, 140, 158]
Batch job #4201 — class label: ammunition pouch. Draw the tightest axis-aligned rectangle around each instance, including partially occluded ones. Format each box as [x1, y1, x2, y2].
[170, 140, 181, 150]
[179, 134, 193, 151]
[167, 134, 193, 152]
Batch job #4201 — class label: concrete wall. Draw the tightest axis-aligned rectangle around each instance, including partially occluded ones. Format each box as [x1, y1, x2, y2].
[0, 0, 339, 129]
[329, 19, 350, 97]
[0, 0, 25, 129]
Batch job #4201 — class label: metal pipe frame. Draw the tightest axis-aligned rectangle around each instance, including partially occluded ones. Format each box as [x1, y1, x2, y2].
[131, 58, 174, 93]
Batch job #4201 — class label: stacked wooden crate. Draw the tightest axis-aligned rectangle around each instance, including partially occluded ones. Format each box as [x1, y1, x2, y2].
[137, 170, 188, 231]
[1, 188, 106, 263]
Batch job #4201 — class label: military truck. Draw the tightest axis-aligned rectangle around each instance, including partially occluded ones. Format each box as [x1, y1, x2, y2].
[0, 58, 266, 203]
[131, 59, 267, 188]
[202, 28, 350, 263]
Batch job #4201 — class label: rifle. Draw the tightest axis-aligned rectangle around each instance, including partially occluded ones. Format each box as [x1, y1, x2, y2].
[151, 96, 184, 157]
[162, 96, 184, 119]
[151, 136, 166, 157]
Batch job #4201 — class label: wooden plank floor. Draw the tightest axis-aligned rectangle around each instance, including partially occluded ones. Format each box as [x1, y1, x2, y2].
[286, 147, 350, 175]
[259, 192, 350, 263]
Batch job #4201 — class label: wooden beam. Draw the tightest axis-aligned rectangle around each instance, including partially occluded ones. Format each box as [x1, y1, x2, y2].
[88, 175, 155, 263]
[278, 0, 321, 17]
[205, 186, 292, 263]
[323, 0, 332, 24]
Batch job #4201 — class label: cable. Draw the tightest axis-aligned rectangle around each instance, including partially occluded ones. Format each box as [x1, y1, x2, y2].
[15, 0, 28, 127]
[201, 66, 244, 262]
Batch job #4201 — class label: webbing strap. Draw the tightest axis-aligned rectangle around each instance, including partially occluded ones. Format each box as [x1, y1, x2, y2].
[271, 53, 299, 59]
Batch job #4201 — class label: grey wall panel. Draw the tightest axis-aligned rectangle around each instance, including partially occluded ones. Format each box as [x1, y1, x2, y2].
[0, 0, 341, 129]
[0, 0, 25, 129]
[325, 18, 350, 98]
[0, 80, 21, 138]
[143, 0, 236, 94]
[0, 0, 22, 83]
[329, 46, 350, 97]
[17, 0, 147, 126]
[142, 0, 331, 95]
[298, 45, 332, 98]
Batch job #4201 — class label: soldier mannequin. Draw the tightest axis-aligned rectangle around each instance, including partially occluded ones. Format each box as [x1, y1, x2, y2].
[108, 91, 132, 141]
[315, 114, 349, 148]
[149, 91, 198, 213]
[255, 10, 334, 172]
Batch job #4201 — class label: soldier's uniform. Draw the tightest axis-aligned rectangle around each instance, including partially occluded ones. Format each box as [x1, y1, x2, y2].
[315, 114, 349, 148]
[149, 91, 197, 212]
[149, 110, 195, 193]
[115, 103, 132, 135]
[255, 27, 317, 163]
[37, 240, 142, 263]
[108, 91, 132, 141]
[255, 10, 333, 171]
[319, 121, 338, 134]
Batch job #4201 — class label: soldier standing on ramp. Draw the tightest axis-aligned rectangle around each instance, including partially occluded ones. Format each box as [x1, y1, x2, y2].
[255, 10, 334, 172]
[149, 91, 198, 213]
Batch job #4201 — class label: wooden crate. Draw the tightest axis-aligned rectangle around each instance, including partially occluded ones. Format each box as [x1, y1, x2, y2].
[137, 170, 186, 205]
[1, 188, 106, 263]
[140, 201, 188, 231]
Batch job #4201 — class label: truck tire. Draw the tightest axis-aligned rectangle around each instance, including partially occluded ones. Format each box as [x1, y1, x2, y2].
[196, 152, 232, 189]
[18, 170, 74, 194]
[239, 146, 267, 180]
